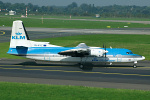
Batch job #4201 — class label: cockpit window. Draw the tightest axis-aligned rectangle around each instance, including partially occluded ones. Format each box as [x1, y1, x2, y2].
[126, 52, 133, 54]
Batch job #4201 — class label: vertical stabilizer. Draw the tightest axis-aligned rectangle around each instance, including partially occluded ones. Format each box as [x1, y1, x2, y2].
[10, 20, 31, 48]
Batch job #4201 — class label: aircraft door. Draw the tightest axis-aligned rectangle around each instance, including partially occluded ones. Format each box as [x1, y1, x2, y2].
[117, 54, 122, 62]
[44, 52, 50, 61]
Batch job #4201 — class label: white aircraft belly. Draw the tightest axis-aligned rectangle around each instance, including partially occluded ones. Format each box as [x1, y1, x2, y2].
[25, 54, 142, 63]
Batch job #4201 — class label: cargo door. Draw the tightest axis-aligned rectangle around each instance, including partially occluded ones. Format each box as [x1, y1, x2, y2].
[117, 54, 122, 62]
[44, 52, 50, 61]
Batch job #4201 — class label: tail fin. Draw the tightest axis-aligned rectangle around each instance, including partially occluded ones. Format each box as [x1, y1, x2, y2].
[10, 20, 31, 48]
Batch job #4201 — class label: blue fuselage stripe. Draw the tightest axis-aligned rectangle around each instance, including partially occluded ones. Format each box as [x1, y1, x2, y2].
[7, 47, 140, 57]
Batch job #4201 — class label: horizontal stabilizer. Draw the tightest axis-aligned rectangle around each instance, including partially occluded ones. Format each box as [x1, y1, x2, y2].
[16, 46, 28, 49]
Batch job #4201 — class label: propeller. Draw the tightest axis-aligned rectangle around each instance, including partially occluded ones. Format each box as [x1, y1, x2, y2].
[103, 44, 104, 48]
[103, 44, 107, 57]
[104, 45, 106, 58]
[103, 44, 108, 63]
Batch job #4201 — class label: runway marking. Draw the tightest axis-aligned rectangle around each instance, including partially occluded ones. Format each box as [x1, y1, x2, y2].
[139, 75, 150, 76]
[101, 73, 122, 75]
[63, 71, 83, 73]
[43, 70, 62, 72]
[120, 74, 140, 76]
[98, 67, 150, 69]
[95, 67, 132, 69]
[0, 65, 22, 67]
[0, 66, 150, 77]
[82, 72, 102, 74]
[1, 68, 23, 70]
[0, 31, 5, 35]
[26, 65, 66, 68]
[108, 67, 150, 69]
[137, 67, 150, 69]
[0, 65, 66, 68]
[21, 69, 43, 71]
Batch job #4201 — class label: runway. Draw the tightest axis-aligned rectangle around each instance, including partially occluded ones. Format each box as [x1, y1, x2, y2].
[0, 27, 150, 90]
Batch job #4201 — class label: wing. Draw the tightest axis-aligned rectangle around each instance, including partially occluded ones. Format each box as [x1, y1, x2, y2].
[58, 43, 90, 57]
[58, 48, 90, 57]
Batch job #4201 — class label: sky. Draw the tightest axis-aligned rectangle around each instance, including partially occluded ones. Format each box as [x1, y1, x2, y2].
[1, 0, 150, 6]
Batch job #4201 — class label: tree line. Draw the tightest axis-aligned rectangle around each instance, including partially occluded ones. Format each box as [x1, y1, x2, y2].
[0, 1, 150, 18]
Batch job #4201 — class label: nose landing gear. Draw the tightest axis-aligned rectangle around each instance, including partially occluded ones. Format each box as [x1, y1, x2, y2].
[133, 64, 137, 68]
[133, 61, 137, 68]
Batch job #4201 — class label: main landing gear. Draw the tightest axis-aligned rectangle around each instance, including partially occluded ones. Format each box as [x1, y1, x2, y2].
[79, 63, 93, 70]
[79, 64, 84, 69]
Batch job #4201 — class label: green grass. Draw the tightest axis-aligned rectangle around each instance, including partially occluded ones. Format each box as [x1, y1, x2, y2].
[0, 16, 150, 29]
[0, 42, 23, 59]
[0, 82, 150, 100]
[1, 34, 150, 60]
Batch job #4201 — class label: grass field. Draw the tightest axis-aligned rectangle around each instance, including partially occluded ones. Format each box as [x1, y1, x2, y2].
[0, 16, 150, 29]
[0, 82, 150, 100]
[1, 34, 150, 60]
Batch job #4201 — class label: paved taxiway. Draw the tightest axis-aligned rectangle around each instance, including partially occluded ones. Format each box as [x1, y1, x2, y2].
[1, 27, 150, 43]
[0, 59, 150, 90]
[0, 27, 150, 90]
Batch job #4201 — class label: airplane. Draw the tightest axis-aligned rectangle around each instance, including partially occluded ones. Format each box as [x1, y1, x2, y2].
[7, 20, 145, 70]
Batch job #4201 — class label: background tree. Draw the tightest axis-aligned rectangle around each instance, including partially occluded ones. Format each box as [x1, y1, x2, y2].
[0, 1, 150, 18]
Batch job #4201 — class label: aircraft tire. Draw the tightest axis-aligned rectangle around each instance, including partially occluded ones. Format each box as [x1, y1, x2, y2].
[79, 64, 84, 69]
[133, 64, 137, 68]
[79, 63, 93, 70]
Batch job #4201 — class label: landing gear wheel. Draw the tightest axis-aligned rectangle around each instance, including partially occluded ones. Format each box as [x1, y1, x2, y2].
[79, 64, 93, 70]
[133, 64, 137, 68]
[79, 64, 84, 69]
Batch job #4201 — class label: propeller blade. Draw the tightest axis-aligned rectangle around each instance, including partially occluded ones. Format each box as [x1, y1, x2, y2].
[105, 45, 106, 58]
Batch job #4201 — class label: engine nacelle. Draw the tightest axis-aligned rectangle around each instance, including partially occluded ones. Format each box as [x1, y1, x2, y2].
[90, 49, 106, 57]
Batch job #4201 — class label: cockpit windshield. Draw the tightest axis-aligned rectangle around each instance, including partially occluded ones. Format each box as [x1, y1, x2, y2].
[126, 52, 133, 54]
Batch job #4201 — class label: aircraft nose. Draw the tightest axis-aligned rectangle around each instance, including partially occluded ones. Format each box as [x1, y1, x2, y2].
[142, 56, 145, 60]
[134, 55, 145, 61]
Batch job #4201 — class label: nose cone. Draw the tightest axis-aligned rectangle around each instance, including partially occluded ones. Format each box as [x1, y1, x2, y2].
[142, 56, 145, 60]
[133, 55, 145, 61]
[137, 55, 145, 61]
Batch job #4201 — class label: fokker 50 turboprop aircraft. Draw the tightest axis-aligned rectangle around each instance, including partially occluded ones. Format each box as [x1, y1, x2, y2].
[7, 20, 145, 70]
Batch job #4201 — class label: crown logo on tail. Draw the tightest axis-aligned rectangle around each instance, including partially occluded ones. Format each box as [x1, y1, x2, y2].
[15, 32, 22, 35]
